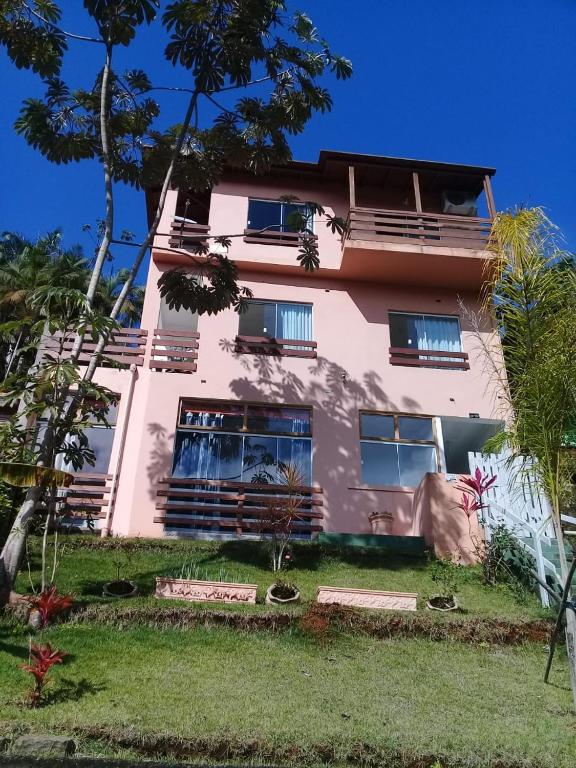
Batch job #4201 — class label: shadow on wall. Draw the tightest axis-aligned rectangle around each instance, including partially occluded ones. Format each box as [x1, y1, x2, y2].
[219, 346, 423, 536]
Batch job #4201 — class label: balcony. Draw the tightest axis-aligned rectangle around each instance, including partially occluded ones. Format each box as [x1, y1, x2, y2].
[169, 218, 210, 249]
[389, 347, 470, 370]
[235, 334, 317, 359]
[154, 477, 323, 538]
[58, 472, 112, 521]
[43, 327, 200, 374]
[243, 228, 317, 247]
[148, 328, 200, 373]
[42, 328, 148, 368]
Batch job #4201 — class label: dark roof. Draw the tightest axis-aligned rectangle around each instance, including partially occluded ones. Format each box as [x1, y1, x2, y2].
[282, 149, 496, 177]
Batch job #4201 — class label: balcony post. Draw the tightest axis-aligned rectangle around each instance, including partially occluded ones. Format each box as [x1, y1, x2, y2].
[348, 165, 356, 209]
[412, 171, 425, 239]
[483, 175, 496, 219]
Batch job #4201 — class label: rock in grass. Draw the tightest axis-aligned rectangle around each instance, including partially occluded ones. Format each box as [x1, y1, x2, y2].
[12, 735, 75, 757]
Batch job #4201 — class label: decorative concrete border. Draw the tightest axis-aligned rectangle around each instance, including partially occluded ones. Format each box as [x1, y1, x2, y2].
[316, 585, 418, 611]
[155, 577, 257, 604]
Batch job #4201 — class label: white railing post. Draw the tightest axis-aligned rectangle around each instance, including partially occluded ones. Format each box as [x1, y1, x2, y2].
[532, 531, 550, 608]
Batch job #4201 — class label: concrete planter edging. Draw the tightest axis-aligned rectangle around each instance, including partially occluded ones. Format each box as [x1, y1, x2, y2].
[316, 585, 418, 612]
[155, 577, 258, 604]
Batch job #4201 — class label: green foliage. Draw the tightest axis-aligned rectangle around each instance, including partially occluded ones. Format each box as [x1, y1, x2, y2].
[484, 209, 576, 543]
[430, 557, 461, 599]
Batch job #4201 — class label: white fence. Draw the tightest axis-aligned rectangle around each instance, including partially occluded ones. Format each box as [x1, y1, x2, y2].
[467, 451, 557, 607]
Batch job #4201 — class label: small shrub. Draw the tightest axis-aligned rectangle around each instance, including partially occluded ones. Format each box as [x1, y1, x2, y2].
[20, 642, 67, 707]
[430, 557, 461, 603]
[26, 586, 73, 628]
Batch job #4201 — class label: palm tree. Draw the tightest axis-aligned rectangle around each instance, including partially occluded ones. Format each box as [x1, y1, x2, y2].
[482, 208, 576, 706]
[0, 232, 88, 379]
[94, 268, 144, 327]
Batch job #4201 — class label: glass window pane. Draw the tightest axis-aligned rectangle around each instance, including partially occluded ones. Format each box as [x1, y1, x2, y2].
[276, 303, 312, 342]
[238, 301, 277, 337]
[423, 316, 461, 352]
[84, 427, 115, 474]
[278, 437, 312, 485]
[172, 431, 243, 480]
[360, 413, 395, 439]
[389, 313, 420, 349]
[159, 296, 198, 332]
[398, 444, 436, 487]
[398, 416, 434, 441]
[247, 406, 311, 435]
[283, 203, 313, 233]
[360, 442, 400, 486]
[242, 435, 278, 483]
[179, 402, 244, 431]
[247, 200, 282, 231]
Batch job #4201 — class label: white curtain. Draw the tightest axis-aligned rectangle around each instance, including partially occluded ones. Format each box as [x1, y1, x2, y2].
[423, 316, 461, 353]
[277, 303, 312, 350]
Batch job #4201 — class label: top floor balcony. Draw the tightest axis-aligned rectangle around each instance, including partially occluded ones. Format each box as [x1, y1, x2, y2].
[148, 150, 496, 290]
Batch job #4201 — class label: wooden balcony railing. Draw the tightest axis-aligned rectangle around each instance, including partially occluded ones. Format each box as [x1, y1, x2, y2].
[169, 219, 210, 248]
[154, 477, 323, 538]
[389, 347, 470, 370]
[58, 472, 112, 520]
[346, 207, 491, 249]
[149, 328, 200, 373]
[42, 328, 148, 368]
[243, 228, 317, 247]
[235, 335, 317, 359]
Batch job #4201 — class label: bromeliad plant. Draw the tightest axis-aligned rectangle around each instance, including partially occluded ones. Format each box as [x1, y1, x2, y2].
[456, 468, 498, 583]
[20, 642, 67, 708]
[26, 585, 73, 629]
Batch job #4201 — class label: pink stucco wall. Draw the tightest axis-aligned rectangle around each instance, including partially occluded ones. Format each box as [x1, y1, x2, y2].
[96, 169, 500, 540]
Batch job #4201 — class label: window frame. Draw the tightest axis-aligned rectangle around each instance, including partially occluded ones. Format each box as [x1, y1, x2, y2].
[238, 298, 314, 342]
[246, 198, 315, 234]
[177, 398, 313, 439]
[387, 310, 463, 352]
[358, 410, 440, 488]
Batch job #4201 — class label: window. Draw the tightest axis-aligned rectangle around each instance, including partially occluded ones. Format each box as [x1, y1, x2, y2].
[173, 401, 313, 485]
[238, 300, 312, 343]
[360, 412, 437, 488]
[389, 312, 462, 354]
[51, 399, 118, 475]
[247, 199, 313, 234]
[158, 294, 198, 333]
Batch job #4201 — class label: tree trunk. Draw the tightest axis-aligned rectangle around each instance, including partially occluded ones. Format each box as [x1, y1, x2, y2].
[0, 485, 43, 606]
[552, 516, 576, 711]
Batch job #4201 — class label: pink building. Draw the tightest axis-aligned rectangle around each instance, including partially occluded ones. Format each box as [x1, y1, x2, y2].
[64, 150, 502, 557]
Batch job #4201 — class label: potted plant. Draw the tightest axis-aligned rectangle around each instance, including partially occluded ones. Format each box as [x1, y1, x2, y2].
[103, 547, 138, 598]
[156, 564, 258, 604]
[266, 580, 300, 605]
[427, 557, 460, 611]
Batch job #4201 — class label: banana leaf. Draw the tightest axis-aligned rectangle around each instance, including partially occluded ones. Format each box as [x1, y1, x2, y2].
[0, 462, 74, 488]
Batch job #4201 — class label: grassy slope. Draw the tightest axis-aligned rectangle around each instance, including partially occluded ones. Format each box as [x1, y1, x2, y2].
[1, 624, 574, 766]
[16, 536, 548, 618]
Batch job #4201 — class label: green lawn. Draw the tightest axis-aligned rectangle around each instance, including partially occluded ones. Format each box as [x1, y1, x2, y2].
[16, 536, 548, 619]
[1, 623, 574, 767]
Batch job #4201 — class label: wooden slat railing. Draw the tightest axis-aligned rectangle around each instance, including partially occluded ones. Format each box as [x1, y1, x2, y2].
[389, 347, 470, 370]
[346, 207, 491, 249]
[243, 228, 317, 247]
[149, 328, 200, 373]
[235, 335, 317, 359]
[42, 328, 147, 368]
[169, 219, 210, 248]
[154, 477, 323, 538]
[58, 472, 112, 519]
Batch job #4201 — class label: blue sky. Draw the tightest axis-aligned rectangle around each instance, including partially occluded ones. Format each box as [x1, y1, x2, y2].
[1, 0, 575, 275]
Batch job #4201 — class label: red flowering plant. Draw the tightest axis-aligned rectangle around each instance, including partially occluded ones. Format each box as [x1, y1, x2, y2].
[20, 643, 67, 707]
[27, 586, 73, 629]
[455, 468, 498, 583]
[457, 467, 497, 525]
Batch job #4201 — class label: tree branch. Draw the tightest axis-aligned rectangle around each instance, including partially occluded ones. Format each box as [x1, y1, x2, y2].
[25, 3, 104, 44]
